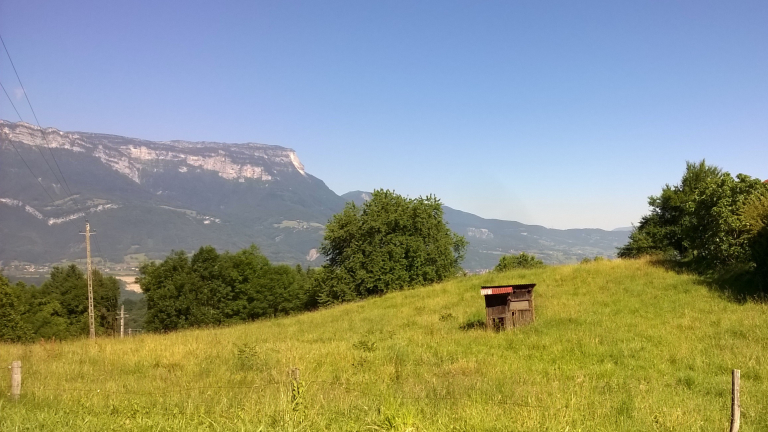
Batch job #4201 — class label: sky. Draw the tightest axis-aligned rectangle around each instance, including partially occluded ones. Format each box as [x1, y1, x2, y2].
[1, 1, 766, 230]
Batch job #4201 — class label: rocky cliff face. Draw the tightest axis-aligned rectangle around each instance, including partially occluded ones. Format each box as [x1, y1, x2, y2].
[1, 120, 306, 185]
[0, 120, 345, 265]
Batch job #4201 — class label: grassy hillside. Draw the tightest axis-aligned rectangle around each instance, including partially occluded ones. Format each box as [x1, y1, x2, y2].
[2, 259, 767, 431]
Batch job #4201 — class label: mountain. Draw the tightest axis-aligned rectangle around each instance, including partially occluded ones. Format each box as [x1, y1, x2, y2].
[1, 121, 629, 271]
[342, 191, 630, 269]
[1, 120, 345, 266]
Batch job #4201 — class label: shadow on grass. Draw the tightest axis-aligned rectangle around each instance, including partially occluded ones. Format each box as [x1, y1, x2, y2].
[459, 316, 486, 331]
[703, 269, 768, 304]
[650, 257, 768, 304]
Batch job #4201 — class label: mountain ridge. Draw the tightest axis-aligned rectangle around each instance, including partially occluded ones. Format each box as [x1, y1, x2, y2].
[1, 121, 628, 270]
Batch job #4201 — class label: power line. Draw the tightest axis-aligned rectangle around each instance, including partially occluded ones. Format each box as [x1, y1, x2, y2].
[0, 79, 57, 203]
[0, 78, 23, 119]
[1, 33, 74, 197]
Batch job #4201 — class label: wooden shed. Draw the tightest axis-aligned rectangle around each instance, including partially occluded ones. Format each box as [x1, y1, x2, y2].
[480, 284, 536, 329]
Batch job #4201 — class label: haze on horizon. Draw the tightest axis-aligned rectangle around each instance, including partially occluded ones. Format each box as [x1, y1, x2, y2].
[1, 1, 766, 230]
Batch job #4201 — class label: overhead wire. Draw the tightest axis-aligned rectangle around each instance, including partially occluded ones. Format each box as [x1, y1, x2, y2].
[0, 33, 74, 197]
[0, 76, 65, 199]
[0, 34, 119, 274]
[1, 79, 57, 203]
[1, 34, 118, 309]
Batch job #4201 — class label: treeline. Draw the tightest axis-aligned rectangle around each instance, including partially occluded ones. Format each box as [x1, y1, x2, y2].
[0, 265, 120, 343]
[139, 190, 468, 332]
[138, 246, 317, 331]
[619, 160, 768, 287]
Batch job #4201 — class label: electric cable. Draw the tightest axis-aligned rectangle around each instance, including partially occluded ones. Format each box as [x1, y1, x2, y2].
[1, 33, 74, 197]
[1, 79, 57, 203]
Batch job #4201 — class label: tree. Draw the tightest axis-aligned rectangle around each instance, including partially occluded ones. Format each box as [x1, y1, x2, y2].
[139, 245, 315, 332]
[494, 252, 544, 272]
[618, 160, 767, 270]
[0, 273, 32, 343]
[139, 250, 198, 331]
[619, 160, 724, 260]
[741, 189, 768, 283]
[92, 269, 120, 333]
[618, 161, 767, 271]
[317, 189, 467, 303]
[39, 264, 120, 337]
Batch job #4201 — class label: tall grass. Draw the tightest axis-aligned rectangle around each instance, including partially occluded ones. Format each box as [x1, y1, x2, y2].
[2, 259, 767, 431]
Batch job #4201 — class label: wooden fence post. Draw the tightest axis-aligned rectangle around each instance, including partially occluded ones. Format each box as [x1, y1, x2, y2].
[10, 361, 21, 400]
[730, 369, 740, 432]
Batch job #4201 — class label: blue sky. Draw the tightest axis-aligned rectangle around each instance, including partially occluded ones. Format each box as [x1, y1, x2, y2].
[1, 1, 766, 229]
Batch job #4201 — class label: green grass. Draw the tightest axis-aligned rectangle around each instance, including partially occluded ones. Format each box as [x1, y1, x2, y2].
[2, 259, 767, 431]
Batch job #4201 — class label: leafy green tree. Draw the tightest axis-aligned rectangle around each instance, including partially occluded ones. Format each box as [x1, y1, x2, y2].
[0, 266, 118, 343]
[618, 160, 767, 270]
[317, 189, 467, 303]
[494, 252, 544, 272]
[741, 189, 768, 283]
[619, 161, 724, 259]
[139, 245, 316, 332]
[616, 213, 673, 259]
[38, 264, 120, 337]
[0, 273, 32, 343]
[690, 173, 765, 267]
[92, 270, 120, 333]
[139, 250, 197, 331]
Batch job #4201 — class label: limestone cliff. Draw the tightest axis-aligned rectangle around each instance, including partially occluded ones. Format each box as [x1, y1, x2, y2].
[0, 120, 306, 184]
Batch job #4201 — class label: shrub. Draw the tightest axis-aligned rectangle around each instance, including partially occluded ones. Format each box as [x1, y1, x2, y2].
[494, 252, 544, 272]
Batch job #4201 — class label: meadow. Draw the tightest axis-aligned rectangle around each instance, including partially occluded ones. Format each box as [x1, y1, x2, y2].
[1, 259, 767, 431]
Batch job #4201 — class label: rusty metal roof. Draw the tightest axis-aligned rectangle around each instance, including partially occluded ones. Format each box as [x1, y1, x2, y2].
[480, 283, 536, 296]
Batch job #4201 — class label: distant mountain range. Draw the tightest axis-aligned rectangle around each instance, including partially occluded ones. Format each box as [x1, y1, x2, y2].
[1, 120, 629, 270]
[342, 191, 630, 269]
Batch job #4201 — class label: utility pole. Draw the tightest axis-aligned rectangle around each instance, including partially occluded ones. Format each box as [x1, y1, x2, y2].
[120, 304, 127, 338]
[80, 220, 96, 340]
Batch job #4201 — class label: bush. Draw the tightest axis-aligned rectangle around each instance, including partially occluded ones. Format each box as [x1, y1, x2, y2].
[494, 252, 544, 272]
